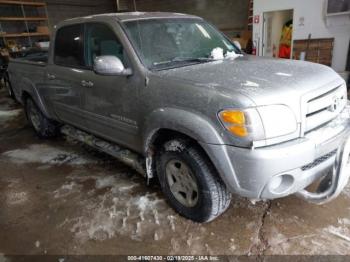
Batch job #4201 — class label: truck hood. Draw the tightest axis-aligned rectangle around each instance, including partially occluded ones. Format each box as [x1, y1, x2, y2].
[156, 55, 343, 106]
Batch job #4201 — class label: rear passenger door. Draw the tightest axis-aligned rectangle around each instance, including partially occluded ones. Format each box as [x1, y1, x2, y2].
[47, 24, 88, 130]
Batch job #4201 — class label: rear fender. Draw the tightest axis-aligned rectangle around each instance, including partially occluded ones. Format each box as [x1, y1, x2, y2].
[21, 78, 50, 118]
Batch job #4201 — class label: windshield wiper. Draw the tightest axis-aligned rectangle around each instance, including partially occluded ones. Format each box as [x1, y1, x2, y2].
[153, 57, 213, 66]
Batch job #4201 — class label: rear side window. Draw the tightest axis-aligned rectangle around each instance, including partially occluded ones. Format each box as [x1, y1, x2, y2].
[54, 24, 84, 67]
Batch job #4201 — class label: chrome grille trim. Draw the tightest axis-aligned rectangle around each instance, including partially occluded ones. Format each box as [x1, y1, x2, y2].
[304, 84, 347, 133]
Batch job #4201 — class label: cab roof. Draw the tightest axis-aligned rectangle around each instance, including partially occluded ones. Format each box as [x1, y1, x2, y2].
[61, 12, 201, 24]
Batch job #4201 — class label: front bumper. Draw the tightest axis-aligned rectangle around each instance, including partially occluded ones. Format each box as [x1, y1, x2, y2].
[201, 105, 350, 202]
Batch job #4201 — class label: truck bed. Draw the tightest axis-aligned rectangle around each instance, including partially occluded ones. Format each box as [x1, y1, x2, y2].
[7, 50, 48, 102]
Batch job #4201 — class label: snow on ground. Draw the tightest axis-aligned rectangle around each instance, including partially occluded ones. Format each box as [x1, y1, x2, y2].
[68, 187, 169, 242]
[342, 183, 350, 198]
[0, 109, 22, 127]
[50, 169, 242, 255]
[0, 109, 21, 118]
[95, 176, 117, 190]
[2, 144, 96, 166]
[6, 191, 28, 205]
[266, 217, 350, 255]
[53, 171, 188, 247]
[53, 182, 81, 199]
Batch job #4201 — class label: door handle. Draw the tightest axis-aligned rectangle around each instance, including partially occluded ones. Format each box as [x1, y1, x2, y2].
[47, 73, 56, 80]
[81, 80, 94, 88]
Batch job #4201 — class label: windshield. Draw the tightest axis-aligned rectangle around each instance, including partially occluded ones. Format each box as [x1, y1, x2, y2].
[123, 18, 241, 70]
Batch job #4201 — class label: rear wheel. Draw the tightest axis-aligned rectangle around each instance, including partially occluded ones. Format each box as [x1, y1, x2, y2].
[4, 73, 14, 99]
[156, 139, 231, 222]
[25, 97, 60, 138]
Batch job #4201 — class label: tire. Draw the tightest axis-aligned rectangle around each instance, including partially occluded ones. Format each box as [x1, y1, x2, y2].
[25, 97, 60, 138]
[4, 73, 15, 99]
[156, 138, 231, 222]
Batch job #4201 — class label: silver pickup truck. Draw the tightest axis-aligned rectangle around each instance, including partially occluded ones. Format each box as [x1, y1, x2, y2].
[7, 12, 350, 222]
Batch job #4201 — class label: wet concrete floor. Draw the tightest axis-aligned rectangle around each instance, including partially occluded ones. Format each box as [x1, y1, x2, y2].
[1, 89, 350, 257]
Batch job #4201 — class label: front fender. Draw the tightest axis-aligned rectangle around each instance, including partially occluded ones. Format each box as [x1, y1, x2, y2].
[142, 108, 241, 192]
[143, 107, 224, 151]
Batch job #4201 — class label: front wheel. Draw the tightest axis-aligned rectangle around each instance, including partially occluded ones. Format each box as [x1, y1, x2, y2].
[156, 139, 231, 222]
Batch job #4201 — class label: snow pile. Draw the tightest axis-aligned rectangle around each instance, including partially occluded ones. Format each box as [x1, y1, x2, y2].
[225, 51, 243, 60]
[2, 144, 95, 166]
[211, 48, 224, 60]
[210, 47, 242, 61]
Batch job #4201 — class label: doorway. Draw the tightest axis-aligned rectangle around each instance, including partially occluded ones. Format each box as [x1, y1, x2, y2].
[263, 9, 294, 59]
[347, 40, 350, 71]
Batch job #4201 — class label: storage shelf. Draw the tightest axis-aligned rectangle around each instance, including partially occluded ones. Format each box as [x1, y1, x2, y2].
[0, 0, 49, 47]
[0, 16, 48, 21]
[0, 32, 49, 37]
[0, 0, 46, 6]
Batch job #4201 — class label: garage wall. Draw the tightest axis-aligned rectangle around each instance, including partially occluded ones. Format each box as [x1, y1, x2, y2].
[253, 0, 350, 72]
[126, 0, 249, 36]
[46, 0, 116, 28]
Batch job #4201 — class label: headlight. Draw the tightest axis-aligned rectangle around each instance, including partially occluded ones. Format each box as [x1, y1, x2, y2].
[256, 105, 297, 139]
[219, 105, 297, 141]
[218, 108, 265, 141]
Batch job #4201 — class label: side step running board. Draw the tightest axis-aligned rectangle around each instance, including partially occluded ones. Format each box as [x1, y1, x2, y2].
[61, 125, 146, 176]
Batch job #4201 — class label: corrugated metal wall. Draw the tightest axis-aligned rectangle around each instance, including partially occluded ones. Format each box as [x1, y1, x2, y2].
[127, 0, 248, 35]
[46, 0, 117, 28]
[45, 0, 248, 38]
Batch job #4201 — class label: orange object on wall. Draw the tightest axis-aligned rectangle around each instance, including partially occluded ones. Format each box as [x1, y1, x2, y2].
[279, 21, 293, 58]
[279, 44, 291, 59]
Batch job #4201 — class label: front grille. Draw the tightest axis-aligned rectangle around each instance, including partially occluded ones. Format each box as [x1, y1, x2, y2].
[301, 150, 337, 171]
[305, 85, 346, 133]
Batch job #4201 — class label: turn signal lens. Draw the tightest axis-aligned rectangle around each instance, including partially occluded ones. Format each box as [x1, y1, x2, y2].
[228, 125, 248, 137]
[219, 110, 248, 137]
[220, 111, 245, 125]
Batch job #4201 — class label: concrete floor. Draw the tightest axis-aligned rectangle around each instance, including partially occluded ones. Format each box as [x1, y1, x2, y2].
[1, 89, 350, 257]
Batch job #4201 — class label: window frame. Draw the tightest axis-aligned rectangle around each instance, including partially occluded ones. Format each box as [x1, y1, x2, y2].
[83, 22, 129, 71]
[53, 23, 88, 69]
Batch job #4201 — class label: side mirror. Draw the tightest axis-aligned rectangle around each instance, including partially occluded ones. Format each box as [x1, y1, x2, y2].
[93, 56, 132, 76]
[233, 40, 242, 51]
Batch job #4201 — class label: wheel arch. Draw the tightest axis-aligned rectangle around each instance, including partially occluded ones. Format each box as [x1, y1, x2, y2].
[142, 108, 228, 183]
[21, 84, 50, 119]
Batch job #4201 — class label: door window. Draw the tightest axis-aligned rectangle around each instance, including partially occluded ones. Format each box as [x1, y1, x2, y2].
[54, 24, 85, 67]
[85, 23, 125, 67]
